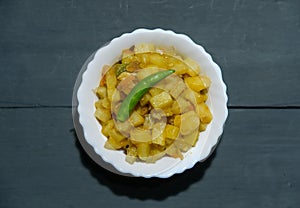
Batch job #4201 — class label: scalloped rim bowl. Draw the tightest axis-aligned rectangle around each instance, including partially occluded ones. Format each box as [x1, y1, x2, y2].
[77, 28, 228, 178]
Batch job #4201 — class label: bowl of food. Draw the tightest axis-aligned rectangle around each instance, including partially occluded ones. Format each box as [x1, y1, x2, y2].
[76, 28, 228, 178]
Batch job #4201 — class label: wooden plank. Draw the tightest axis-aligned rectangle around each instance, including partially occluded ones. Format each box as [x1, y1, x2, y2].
[0, 108, 299, 207]
[0, 0, 299, 107]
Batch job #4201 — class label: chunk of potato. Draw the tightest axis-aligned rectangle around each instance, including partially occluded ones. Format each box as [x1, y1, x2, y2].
[95, 86, 107, 98]
[129, 111, 145, 127]
[150, 91, 173, 109]
[192, 91, 207, 103]
[94, 108, 111, 123]
[137, 142, 151, 158]
[101, 119, 114, 137]
[184, 57, 201, 76]
[171, 101, 181, 115]
[152, 134, 165, 146]
[172, 62, 188, 75]
[185, 76, 206, 92]
[149, 53, 167, 68]
[199, 123, 208, 132]
[104, 136, 129, 150]
[164, 124, 179, 140]
[149, 88, 163, 97]
[125, 145, 138, 164]
[95, 97, 110, 109]
[198, 103, 213, 124]
[106, 69, 117, 101]
[109, 128, 126, 143]
[139, 93, 151, 106]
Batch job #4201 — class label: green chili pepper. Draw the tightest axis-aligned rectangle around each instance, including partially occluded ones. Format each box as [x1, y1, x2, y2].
[115, 63, 128, 77]
[116, 69, 175, 122]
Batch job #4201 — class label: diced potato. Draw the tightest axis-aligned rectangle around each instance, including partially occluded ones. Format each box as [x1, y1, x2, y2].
[95, 86, 107, 98]
[130, 128, 152, 143]
[104, 136, 129, 150]
[172, 62, 188, 75]
[192, 91, 207, 103]
[180, 111, 200, 135]
[125, 155, 137, 164]
[174, 115, 181, 127]
[184, 76, 206, 92]
[149, 88, 163, 97]
[109, 128, 126, 143]
[199, 123, 208, 132]
[106, 69, 117, 101]
[101, 119, 114, 137]
[134, 43, 155, 53]
[94, 108, 111, 123]
[129, 111, 145, 127]
[150, 91, 173, 109]
[171, 101, 181, 115]
[149, 53, 166, 68]
[162, 107, 173, 117]
[95, 97, 110, 109]
[198, 103, 213, 124]
[139, 93, 151, 106]
[127, 145, 137, 156]
[182, 130, 199, 146]
[135, 105, 149, 116]
[137, 142, 151, 158]
[125, 145, 137, 164]
[184, 57, 201, 76]
[94, 100, 102, 109]
[164, 124, 179, 140]
[136, 67, 160, 80]
[152, 134, 165, 146]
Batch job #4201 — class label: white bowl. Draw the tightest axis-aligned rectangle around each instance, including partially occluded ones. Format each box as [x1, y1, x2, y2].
[76, 28, 228, 178]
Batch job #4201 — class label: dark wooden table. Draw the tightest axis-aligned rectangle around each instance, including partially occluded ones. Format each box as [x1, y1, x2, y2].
[1, 0, 299, 207]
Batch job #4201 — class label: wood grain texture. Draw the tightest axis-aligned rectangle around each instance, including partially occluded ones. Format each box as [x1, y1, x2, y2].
[0, 108, 299, 208]
[0, 0, 299, 107]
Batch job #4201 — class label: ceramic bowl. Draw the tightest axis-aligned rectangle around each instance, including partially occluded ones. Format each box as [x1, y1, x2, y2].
[76, 28, 228, 178]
